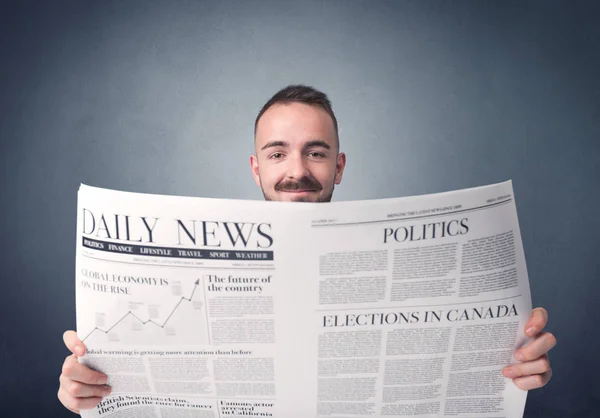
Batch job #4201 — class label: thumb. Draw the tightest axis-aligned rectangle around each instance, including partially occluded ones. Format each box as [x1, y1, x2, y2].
[63, 330, 86, 357]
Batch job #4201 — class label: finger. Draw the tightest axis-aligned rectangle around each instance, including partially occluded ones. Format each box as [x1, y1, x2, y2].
[502, 354, 550, 378]
[524, 307, 548, 337]
[512, 369, 552, 390]
[59, 374, 112, 398]
[63, 330, 86, 357]
[62, 355, 108, 385]
[58, 387, 104, 413]
[515, 332, 556, 361]
[62, 354, 79, 374]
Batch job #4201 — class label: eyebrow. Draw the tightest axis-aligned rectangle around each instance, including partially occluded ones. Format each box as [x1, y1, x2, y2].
[304, 140, 331, 150]
[260, 139, 332, 151]
[261, 140, 288, 151]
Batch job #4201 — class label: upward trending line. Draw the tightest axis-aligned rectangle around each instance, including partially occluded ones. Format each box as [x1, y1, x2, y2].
[81, 279, 201, 342]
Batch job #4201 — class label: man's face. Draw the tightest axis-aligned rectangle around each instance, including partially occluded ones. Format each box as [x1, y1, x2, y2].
[251, 102, 346, 202]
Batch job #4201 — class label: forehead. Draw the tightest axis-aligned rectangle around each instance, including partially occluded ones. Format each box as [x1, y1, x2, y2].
[255, 102, 337, 150]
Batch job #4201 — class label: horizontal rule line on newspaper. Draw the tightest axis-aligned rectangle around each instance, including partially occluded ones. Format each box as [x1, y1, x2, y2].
[81, 254, 275, 270]
[81, 237, 274, 261]
[316, 294, 522, 312]
[312, 197, 512, 227]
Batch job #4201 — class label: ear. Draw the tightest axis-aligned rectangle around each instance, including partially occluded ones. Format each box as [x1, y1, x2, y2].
[250, 154, 262, 188]
[334, 152, 346, 185]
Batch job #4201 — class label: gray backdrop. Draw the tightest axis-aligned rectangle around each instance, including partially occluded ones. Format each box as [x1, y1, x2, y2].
[1, 1, 598, 417]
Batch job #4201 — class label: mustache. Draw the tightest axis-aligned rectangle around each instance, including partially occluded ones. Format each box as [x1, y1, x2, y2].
[275, 176, 323, 192]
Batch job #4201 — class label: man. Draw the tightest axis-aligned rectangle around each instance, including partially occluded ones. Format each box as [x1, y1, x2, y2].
[58, 85, 556, 414]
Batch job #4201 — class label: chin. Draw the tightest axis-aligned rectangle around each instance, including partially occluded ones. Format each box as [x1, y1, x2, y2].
[288, 196, 318, 202]
[276, 195, 316, 203]
[262, 189, 333, 203]
[264, 192, 313, 202]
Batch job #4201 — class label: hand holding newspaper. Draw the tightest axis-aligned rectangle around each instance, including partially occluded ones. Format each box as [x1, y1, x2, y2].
[75, 181, 531, 418]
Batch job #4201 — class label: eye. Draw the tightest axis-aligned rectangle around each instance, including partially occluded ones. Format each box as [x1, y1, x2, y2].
[268, 152, 284, 159]
[307, 151, 326, 158]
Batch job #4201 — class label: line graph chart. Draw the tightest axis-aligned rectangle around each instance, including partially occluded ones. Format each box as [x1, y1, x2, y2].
[81, 278, 210, 346]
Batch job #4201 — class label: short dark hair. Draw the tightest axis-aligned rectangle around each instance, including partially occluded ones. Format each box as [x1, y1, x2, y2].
[254, 84, 339, 143]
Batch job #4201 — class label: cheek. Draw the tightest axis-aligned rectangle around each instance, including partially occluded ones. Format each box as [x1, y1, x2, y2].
[313, 164, 337, 184]
[259, 165, 283, 187]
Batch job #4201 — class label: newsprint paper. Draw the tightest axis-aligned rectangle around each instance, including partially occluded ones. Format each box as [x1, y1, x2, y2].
[75, 181, 532, 418]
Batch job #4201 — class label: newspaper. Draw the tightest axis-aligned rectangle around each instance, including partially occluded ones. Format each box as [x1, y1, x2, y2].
[75, 180, 531, 418]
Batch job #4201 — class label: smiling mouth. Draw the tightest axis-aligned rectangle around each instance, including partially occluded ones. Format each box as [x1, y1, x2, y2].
[275, 177, 322, 194]
[281, 189, 316, 193]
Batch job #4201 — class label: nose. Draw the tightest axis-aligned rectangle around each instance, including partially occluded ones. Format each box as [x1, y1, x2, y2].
[287, 153, 310, 179]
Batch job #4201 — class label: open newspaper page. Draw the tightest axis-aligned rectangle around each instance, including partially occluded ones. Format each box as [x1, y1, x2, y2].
[75, 181, 531, 418]
[281, 180, 531, 418]
[76, 185, 291, 418]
